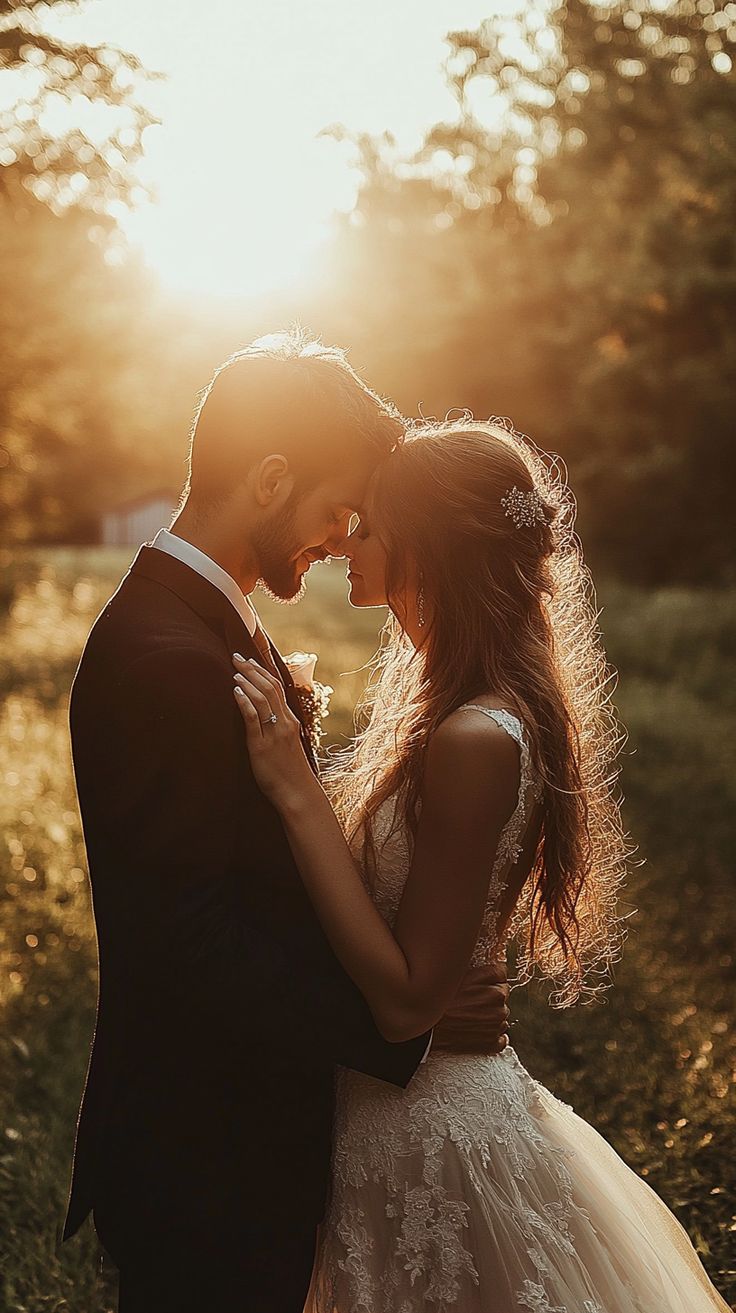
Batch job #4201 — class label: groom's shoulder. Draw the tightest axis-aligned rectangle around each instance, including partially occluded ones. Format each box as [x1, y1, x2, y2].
[76, 568, 222, 686]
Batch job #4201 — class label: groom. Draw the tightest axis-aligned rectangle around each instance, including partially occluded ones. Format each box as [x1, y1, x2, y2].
[63, 331, 511, 1312]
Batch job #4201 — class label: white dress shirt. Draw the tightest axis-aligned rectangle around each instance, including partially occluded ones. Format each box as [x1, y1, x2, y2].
[151, 528, 257, 637]
[151, 526, 433, 1066]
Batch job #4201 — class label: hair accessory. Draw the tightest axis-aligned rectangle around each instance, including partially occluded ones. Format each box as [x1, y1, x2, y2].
[417, 581, 426, 627]
[501, 485, 547, 529]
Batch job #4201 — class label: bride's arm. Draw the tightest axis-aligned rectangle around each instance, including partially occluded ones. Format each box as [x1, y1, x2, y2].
[233, 659, 519, 1043]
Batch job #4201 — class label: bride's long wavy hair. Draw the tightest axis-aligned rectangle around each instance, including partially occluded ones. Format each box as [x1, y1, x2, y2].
[327, 419, 630, 1006]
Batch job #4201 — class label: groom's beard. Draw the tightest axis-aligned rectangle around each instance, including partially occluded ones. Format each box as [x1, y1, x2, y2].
[253, 501, 308, 604]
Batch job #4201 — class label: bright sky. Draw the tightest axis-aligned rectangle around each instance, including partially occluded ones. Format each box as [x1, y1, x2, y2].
[38, 0, 501, 298]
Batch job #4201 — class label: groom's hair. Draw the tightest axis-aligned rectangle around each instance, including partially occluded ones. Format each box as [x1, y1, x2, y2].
[185, 328, 404, 504]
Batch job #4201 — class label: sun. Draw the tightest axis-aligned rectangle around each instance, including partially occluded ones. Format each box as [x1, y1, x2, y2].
[119, 126, 358, 300]
[33, 0, 500, 300]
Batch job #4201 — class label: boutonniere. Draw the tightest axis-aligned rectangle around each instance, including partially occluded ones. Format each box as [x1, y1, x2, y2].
[283, 651, 333, 754]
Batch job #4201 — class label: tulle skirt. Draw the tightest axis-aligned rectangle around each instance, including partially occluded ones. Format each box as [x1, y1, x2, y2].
[306, 1047, 730, 1313]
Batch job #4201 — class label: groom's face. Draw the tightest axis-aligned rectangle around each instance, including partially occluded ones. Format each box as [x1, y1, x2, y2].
[254, 467, 372, 603]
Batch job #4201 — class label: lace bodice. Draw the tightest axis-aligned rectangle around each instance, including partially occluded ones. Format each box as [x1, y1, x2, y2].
[364, 705, 542, 966]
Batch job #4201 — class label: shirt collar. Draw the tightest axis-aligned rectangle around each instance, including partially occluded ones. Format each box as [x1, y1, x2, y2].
[151, 528, 257, 636]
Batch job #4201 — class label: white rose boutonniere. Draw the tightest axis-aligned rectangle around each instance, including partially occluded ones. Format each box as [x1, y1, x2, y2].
[283, 651, 333, 755]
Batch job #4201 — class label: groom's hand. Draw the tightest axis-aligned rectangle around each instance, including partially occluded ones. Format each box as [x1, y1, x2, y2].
[431, 961, 510, 1056]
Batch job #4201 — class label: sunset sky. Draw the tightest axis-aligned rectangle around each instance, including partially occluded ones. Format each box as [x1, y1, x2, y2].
[30, 0, 509, 297]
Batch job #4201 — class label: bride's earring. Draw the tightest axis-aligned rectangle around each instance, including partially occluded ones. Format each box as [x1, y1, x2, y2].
[417, 583, 426, 627]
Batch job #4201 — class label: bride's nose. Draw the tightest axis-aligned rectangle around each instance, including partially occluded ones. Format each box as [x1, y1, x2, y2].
[323, 511, 355, 556]
[335, 523, 359, 559]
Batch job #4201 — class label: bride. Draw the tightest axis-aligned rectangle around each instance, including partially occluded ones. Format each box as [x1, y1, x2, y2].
[232, 419, 729, 1312]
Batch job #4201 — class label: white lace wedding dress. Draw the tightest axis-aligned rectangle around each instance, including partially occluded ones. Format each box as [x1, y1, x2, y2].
[307, 707, 730, 1313]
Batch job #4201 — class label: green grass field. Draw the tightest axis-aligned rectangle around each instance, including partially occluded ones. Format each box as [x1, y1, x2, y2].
[1, 547, 735, 1310]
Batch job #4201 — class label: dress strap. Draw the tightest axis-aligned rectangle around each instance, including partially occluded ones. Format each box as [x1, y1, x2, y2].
[457, 704, 543, 964]
[458, 703, 542, 873]
[460, 705, 526, 750]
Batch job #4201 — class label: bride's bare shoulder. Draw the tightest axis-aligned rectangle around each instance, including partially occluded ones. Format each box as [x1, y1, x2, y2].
[435, 700, 522, 746]
[423, 705, 521, 822]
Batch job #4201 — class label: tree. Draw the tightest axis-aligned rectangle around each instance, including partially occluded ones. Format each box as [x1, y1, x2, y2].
[0, 0, 156, 216]
[0, 1, 170, 542]
[0, 176, 156, 540]
[443, 0, 736, 580]
[320, 0, 736, 582]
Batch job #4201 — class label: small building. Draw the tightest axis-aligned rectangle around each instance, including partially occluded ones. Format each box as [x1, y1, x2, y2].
[100, 490, 178, 548]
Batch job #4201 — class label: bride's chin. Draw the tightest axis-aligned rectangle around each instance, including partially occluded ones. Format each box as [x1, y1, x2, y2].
[348, 589, 387, 612]
[346, 576, 371, 608]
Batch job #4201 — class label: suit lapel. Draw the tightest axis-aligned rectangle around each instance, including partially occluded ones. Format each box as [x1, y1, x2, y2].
[130, 547, 318, 773]
[131, 545, 259, 660]
[131, 545, 241, 636]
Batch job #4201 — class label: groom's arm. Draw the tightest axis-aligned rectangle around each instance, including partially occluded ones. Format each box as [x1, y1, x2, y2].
[97, 643, 427, 1082]
[289, 919, 430, 1084]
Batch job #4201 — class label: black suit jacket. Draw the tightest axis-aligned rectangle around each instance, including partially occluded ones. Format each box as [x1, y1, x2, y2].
[63, 546, 428, 1247]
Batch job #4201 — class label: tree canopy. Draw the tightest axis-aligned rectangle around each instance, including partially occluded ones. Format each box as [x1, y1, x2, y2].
[321, 0, 736, 580]
[0, 0, 155, 214]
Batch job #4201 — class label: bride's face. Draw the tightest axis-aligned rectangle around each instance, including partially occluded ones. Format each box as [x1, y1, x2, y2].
[340, 510, 390, 609]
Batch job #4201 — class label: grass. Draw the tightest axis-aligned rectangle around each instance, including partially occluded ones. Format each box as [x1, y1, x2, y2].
[1, 547, 734, 1310]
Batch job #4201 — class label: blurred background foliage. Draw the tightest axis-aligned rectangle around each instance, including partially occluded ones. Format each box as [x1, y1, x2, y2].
[0, 0, 734, 581]
[0, 0, 154, 210]
[1, 0, 735, 1307]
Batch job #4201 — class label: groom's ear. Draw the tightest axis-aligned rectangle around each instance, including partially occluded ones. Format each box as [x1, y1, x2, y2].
[253, 454, 295, 508]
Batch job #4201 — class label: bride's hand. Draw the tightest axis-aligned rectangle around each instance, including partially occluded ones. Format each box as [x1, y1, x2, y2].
[232, 656, 315, 809]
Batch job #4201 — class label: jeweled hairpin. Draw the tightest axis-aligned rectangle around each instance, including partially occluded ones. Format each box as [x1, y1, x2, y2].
[500, 485, 547, 529]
